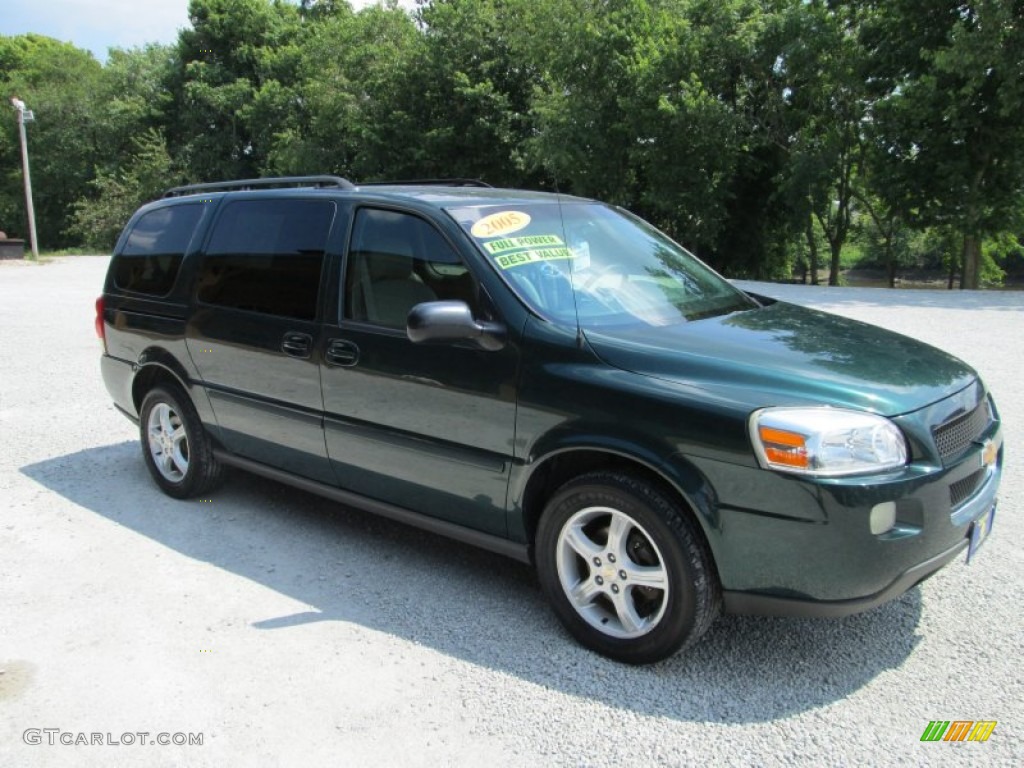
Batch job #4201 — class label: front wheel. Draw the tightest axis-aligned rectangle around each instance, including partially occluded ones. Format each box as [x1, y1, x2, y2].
[536, 471, 720, 664]
[139, 385, 222, 499]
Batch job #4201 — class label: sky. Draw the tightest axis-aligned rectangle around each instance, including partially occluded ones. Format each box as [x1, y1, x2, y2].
[1, 0, 412, 63]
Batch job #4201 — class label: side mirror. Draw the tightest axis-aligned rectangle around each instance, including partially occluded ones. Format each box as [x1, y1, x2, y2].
[407, 301, 506, 351]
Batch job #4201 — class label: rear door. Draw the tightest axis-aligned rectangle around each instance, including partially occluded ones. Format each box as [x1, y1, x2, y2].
[319, 206, 518, 535]
[185, 196, 339, 483]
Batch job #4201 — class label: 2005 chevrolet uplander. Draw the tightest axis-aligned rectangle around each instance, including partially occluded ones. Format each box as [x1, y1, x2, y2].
[98, 176, 1003, 663]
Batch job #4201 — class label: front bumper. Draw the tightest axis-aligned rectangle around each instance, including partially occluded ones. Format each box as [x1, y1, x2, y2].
[722, 536, 968, 617]
[697, 419, 1002, 617]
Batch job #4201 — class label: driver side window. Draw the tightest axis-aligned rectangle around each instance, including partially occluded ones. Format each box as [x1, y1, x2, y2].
[344, 208, 480, 329]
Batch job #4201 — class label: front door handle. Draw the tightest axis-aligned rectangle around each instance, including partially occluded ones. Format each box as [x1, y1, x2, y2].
[281, 332, 313, 358]
[326, 338, 359, 367]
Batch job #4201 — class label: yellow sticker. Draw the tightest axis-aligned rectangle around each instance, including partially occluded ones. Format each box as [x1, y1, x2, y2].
[483, 234, 564, 255]
[494, 247, 575, 270]
[471, 210, 532, 238]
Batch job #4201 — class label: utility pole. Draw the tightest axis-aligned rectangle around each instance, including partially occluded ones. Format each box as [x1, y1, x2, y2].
[10, 97, 39, 259]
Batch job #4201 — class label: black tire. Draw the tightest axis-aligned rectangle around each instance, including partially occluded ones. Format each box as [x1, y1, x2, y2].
[139, 385, 223, 499]
[536, 471, 720, 664]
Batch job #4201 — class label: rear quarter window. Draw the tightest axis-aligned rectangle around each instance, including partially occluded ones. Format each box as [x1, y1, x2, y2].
[113, 204, 204, 295]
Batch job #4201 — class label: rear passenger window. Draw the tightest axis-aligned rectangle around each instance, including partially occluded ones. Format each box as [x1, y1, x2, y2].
[114, 204, 203, 295]
[198, 199, 335, 320]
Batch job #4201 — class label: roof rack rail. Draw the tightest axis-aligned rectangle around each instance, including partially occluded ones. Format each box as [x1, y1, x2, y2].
[163, 175, 355, 198]
[359, 178, 493, 188]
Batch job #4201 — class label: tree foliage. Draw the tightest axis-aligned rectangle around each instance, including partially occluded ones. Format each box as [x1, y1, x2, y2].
[1, 0, 1022, 287]
[0, 35, 105, 249]
[861, 0, 1024, 287]
[67, 129, 179, 250]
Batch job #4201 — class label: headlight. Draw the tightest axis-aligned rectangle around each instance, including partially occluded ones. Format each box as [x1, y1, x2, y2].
[749, 407, 908, 476]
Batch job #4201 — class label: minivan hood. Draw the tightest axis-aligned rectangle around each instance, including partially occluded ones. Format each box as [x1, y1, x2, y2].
[583, 301, 976, 416]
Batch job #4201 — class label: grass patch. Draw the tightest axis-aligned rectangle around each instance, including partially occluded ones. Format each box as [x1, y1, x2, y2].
[40, 247, 108, 257]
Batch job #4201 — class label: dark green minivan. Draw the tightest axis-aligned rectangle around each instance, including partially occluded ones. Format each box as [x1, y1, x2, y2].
[98, 177, 1003, 663]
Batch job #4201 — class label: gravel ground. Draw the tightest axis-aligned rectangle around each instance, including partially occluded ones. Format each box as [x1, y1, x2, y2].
[1, 257, 1021, 767]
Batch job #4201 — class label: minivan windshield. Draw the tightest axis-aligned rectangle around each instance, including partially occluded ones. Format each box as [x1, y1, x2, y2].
[447, 201, 756, 328]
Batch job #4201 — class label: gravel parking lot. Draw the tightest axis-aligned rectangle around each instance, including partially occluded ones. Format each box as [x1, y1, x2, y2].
[1, 256, 1021, 767]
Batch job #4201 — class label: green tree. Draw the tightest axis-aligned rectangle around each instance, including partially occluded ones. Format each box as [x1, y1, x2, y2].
[0, 34, 105, 249]
[277, 2, 421, 178]
[854, 189, 904, 287]
[93, 44, 179, 175]
[517, 0, 651, 202]
[167, 0, 305, 181]
[774, 1, 872, 285]
[518, 0, 795, 277]
[862, 0, 1024, 288]
[67, 129, 179, 250]
[408, 0, 542, 185]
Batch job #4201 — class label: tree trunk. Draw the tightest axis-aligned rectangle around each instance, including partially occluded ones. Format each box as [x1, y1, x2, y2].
[961, 234, 981, 289]
[854, 192, 899, 289]
[828, 239, 841, 286]
[885, 236, 896, 288]
[947, 259, 956, 290]
[805, 216, 820, 286]
[815, 207, 847, 286]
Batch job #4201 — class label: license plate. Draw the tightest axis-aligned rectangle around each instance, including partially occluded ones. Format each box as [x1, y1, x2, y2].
[967, 505, 996, 564]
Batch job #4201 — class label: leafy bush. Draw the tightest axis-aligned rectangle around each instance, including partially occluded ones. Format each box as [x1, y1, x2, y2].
[67, 129, 178, 251]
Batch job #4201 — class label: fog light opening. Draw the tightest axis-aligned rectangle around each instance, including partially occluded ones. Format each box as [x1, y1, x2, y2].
[870, 502, 897, 535]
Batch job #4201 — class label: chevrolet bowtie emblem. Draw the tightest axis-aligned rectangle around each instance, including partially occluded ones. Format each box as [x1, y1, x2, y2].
[981, 439, 999, 468]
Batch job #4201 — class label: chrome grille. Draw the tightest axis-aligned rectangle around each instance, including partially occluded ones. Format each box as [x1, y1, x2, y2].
[950, 468, 986, 509]
[932, 400, 990, 464]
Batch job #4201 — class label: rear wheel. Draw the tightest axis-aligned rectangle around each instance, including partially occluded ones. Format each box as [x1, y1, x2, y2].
[139, 385, 222, 499]
[536, 471, 719, 664]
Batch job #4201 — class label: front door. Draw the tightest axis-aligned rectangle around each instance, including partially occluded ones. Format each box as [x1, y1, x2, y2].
[320, 207, 518, 535]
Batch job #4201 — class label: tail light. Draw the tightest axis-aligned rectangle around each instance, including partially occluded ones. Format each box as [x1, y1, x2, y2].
[95, 296, 106, 348]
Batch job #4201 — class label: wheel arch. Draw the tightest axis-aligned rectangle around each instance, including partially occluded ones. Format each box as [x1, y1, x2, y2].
[514, 446, 721, 569]
[132, 349, 221, 442]
[132, 361, 187, 412]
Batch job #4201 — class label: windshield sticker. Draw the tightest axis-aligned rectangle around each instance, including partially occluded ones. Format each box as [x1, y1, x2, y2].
[493, 247, 576, 270]
[483, 234, 564, 255]
[470, 210, 531, 238]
